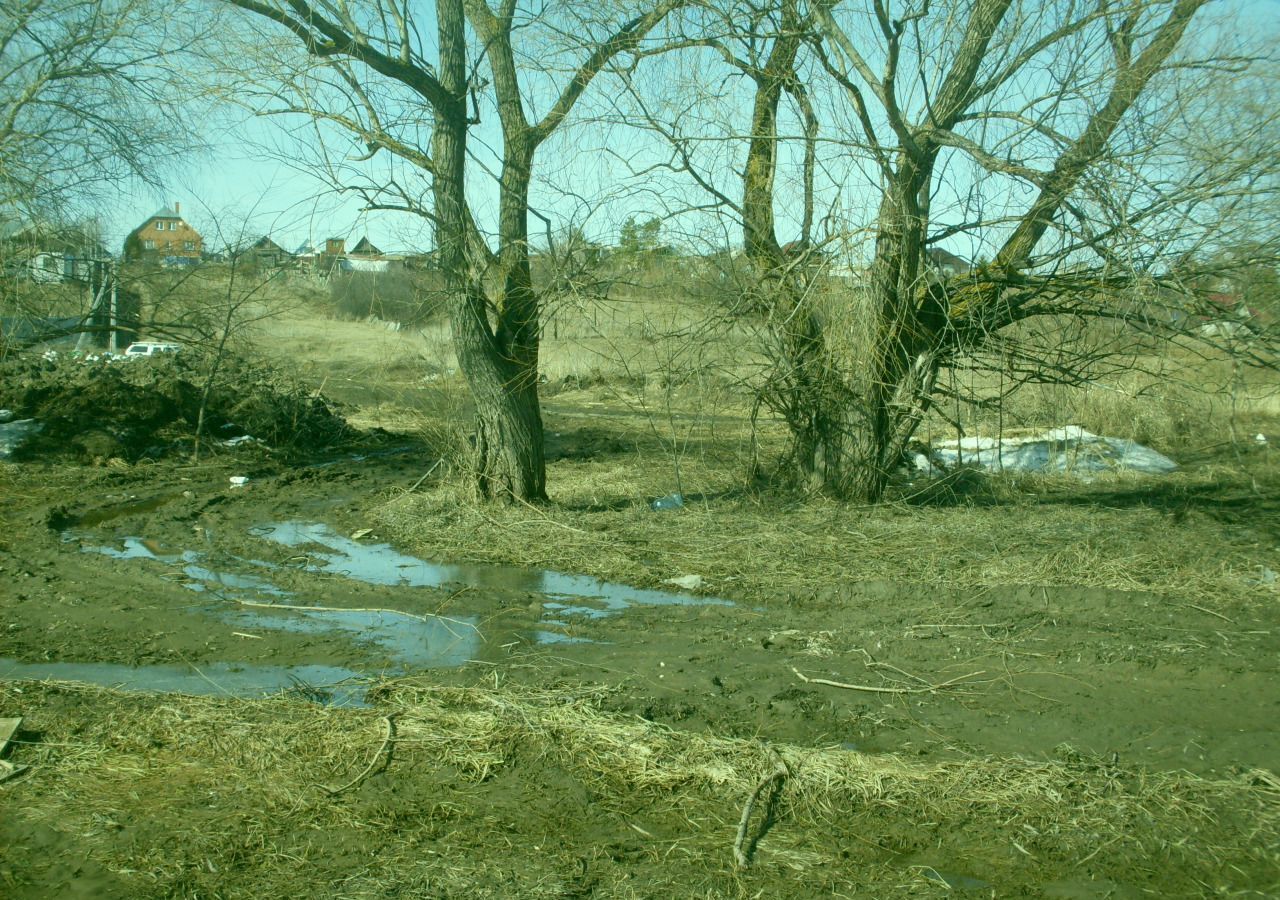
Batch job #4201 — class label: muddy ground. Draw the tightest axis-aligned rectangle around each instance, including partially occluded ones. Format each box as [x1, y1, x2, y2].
[3, 446, 1275, 771]
[0, 448, 1274, 896]
[2, 433, 1278, 897]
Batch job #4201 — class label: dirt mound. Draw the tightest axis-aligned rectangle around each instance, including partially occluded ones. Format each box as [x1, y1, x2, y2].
[0, 350, 351, 462]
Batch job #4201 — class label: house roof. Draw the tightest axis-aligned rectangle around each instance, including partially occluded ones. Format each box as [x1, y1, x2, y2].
[350, 236, 382, 256]
[124, 206, 203, 252]
[250, 236, 289, 253]
[3, 222, 108, 255]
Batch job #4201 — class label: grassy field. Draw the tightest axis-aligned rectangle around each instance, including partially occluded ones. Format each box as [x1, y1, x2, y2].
[2, 272, 1277, 897]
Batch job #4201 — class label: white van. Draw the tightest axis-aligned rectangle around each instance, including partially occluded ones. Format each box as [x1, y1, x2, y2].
[123, 342, 182, 358]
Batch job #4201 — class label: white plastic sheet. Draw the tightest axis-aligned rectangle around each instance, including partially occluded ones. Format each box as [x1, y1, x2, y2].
[0, 419, 42, 458]
[921, 426, 1177, 476]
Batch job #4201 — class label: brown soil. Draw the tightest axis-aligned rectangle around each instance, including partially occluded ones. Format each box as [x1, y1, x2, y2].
[0, 351, 351, 463]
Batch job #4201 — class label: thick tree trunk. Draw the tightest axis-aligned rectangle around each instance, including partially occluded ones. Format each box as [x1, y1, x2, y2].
[784, 343, 936, 503]
[764, 165, 941, 502]
[463, 331, 546, 501]
[433, 0, 546, 503]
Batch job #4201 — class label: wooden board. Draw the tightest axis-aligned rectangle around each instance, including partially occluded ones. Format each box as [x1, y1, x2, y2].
[0, 717, 20, 749]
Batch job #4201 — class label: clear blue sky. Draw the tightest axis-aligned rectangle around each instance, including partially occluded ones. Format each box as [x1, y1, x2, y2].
[105, 0, 1279, 259]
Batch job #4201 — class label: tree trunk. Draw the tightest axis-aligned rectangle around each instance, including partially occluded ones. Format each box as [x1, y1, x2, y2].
[782, 339, 936, 503]
[466, 352, 546, 501]
[433, 0, 545, 502]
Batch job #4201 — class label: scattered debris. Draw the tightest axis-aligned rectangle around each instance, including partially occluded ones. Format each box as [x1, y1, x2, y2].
[763, 629, 835, 657]
[662, 574, 705, 590]
[350, 528, 374, 540]
[229, 476, 250, 488]
[651, 492, 684, 511]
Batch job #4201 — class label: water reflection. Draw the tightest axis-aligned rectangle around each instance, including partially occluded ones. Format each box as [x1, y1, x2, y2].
[252, 521, 733, 617]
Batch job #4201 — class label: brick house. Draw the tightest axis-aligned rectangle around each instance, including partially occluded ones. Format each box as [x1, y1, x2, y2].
[123, 203, 203, 262]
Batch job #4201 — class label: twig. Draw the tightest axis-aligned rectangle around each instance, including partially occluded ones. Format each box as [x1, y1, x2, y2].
[791, 666, 985, 695]
[733, 749, 789, 869]
[383, 460, 444, 507]
[320, 715, 396, 796]
[406, 459, 443, 493]
[1179, 603, 1234, 623]
[907, 623, 1011, 630]
[512, 494, 592, 535]
[178, 654, 232, 696]
[866, 660, 931, 685]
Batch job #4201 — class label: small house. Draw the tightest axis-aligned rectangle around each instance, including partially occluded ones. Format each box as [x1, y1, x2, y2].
[349, 236, 383, 258]
[240, 236, 292, 268]
[3, 223, 108, 283]
[925, 248, 971, 278]
[123, 203, 203, 262]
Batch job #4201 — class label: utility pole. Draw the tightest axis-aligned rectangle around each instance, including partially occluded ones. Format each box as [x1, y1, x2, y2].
[107, 263, 117, 352]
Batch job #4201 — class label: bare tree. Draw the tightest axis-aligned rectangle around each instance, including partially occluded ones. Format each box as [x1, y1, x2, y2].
[635, 0, 1276, 500]
[0, 0, 193, 225]
[810, 0, 1279, 499]
[219, 0, 684, 501]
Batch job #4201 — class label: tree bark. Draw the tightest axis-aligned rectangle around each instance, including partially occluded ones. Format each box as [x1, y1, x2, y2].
[434, 0, 546, 501]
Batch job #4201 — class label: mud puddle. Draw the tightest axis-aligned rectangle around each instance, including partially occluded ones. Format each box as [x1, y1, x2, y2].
[73, 535, 487, 672]
[253, 521, 733, 618]
[26, 520, 723, 701]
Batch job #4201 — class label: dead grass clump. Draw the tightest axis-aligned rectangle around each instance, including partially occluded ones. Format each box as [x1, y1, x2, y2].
[375, 446, 1279, 607]
[4, 680, 1276, 897]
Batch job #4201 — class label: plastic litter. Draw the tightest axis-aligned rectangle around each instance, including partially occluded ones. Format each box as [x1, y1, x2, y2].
[0, 419, 42, 459]
[651, 493, 684, 511]
[229, 475, 250, 488]
[662, 574, 705, 590]
[920, 426, 1177, 477]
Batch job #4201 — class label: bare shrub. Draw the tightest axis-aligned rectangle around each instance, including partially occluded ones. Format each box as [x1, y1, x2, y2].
[328, 268, 446, 326]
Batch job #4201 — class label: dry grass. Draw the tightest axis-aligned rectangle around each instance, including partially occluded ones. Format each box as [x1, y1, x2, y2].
[329, 300, 1279, 611]
[375, 426, 1279, 609]
[928, 347, 1280, 454]
[5, 680, 1276, 897]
